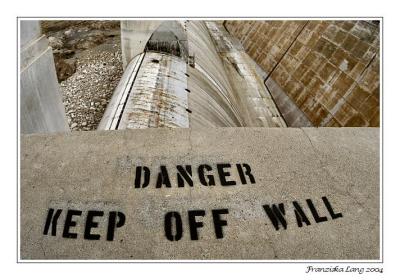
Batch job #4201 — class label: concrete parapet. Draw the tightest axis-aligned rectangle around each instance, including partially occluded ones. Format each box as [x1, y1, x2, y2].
[21, 127, 379, 259]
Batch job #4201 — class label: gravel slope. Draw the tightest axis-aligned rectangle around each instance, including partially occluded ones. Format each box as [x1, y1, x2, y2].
[60, 45, 122, 131]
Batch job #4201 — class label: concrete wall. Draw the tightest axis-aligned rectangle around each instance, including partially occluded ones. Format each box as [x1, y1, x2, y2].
[225, 20, 380, 127]
[120, 20, 162, 68]
[204, 21, 286, 127]
[21, 128, 379, 259]
[20, 20, 69, 134]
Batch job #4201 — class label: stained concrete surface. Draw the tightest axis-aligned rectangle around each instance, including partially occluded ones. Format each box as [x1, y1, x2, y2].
[20, 128, 379, 260]
[266, 78, 313, 127]
[119, 52, 189, 129]
[205, 21, 286, 127]
[225, 21, 380, 127]
[121, 21, 162, 68]
[102, 21, 286, 130]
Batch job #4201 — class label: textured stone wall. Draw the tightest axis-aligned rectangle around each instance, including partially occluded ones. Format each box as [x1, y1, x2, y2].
[225, 20, 380, 127]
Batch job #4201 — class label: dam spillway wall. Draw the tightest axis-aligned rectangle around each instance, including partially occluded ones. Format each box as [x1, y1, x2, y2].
[225, 20, 380, 127]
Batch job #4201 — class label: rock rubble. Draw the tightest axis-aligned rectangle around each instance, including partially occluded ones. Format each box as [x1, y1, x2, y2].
[60, 46, 123, 131]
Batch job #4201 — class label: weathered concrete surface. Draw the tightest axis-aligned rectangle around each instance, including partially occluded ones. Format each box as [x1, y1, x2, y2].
[145, 21, 188, 60]
[20, 20, 69, 134]
[105, 21, 286, 129]
[119, 52, 189, 129]
[120, 21, 162, 68]
[266, 78, 313, 127]
[225, 20, 380, 127]
[121, 20, 189, 67]
[187, 21, 244, 127]
[97, 54, 144, 130]
[98, 51, 189, 130]
[20, 128, 379, 260]
[205, 21, 286, 127]
[20, 20, 41, 49]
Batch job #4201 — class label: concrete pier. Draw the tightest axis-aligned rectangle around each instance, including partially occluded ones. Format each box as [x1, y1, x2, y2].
[20, 20, 69, 134]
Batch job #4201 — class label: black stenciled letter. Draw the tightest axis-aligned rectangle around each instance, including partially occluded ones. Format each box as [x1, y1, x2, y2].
[134, 166, 150, 188]
[217, 163, 236, 186]
[62, 210, 82, 238]
[306, 199, 328, 223]
[236, 164, 256, 184]
[84, 210, 104, 240]
[43, 208, 62, 236]
[164, 211, 183, 241]
[262, 203, 287, 230]
[177, 165, 193, 188]
[322, 196, 343, 219]
[212, 209, 229, 239]
[107, 211, 126, 241]
[292, 201, 311, 227]
[198, 164, 215, 186]
[156, 166, 172, 188]
[188, 210, 205, 240]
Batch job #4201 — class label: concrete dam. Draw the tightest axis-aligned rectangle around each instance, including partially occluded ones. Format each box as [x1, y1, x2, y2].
[19, 19, 380, 260]
[98, 21, 287, 130]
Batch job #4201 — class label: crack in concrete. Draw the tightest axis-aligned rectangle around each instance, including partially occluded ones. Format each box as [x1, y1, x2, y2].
[186, 128, 193, 157]
[263, 230, 279, 259]
[299, 130, 378, 255]
[187, 129, 193, 202]
[300, 128, 374, 217]
[300, 128, 328, 169]
[39, 241, 46, 257]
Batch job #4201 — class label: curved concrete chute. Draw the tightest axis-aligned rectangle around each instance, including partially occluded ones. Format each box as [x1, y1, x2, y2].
[188, 66, 243, 128]
[97, 53, 145, 130]
[99, 51, 189, 130]
[119, 52, 189, 129]
[103, 20, 287, 130]
[187, 21, 245, 127]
